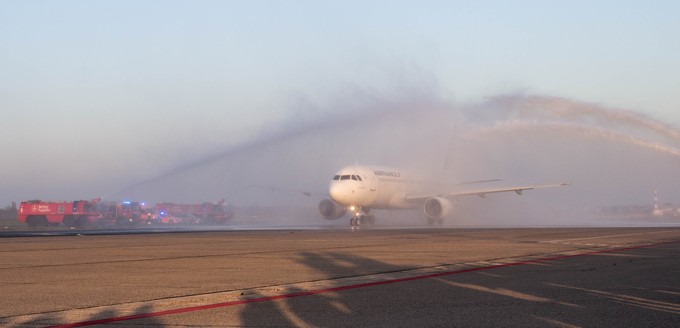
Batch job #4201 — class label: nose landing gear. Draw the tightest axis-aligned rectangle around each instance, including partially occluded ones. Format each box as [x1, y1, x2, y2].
[350, 217, 360, 228]
[349, 207, 375, 230]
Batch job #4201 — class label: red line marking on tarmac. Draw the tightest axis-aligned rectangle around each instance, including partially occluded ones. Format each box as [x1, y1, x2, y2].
[49, 241, 678, 328]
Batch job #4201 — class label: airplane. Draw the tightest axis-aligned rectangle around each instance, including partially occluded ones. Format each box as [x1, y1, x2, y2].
[318, 164, 569, 227]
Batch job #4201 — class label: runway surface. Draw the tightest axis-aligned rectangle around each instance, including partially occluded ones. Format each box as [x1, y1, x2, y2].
[1, 227, 679, 327]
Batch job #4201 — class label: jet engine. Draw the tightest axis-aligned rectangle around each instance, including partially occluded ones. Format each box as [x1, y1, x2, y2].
[423, 197, 452, 219]
[318, 199, 346, 220]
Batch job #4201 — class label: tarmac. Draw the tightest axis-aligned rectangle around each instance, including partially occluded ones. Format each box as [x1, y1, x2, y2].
[0, 227, 679, 327]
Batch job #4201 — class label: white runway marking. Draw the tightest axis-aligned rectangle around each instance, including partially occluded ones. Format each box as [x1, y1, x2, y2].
[542, 229, 678, 245]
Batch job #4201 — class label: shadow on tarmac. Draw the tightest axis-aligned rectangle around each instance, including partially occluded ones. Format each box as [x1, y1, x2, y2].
[16, 243, 679, 327]
[238, 247, 680, 327]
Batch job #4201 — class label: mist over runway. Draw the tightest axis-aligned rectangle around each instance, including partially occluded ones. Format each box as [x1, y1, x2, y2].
[109, 94, 680, 228]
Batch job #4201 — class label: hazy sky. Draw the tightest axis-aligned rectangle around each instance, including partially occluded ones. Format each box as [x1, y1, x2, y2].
[1, 1, 679, 206]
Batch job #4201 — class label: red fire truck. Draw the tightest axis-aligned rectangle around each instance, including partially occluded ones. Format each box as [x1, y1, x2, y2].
[97, 201, 154, 225]
[18, 200, 100, 227]
[155, 199, 234, 225]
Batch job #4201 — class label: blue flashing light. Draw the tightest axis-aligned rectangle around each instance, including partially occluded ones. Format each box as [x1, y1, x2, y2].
[123, 201, 131, 205]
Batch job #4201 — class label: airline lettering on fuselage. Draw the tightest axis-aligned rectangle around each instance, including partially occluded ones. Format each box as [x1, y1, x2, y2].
[373, 170, 401, 178]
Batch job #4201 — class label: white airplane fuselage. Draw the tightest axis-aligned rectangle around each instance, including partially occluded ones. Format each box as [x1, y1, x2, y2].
[329, 165, 420, 210]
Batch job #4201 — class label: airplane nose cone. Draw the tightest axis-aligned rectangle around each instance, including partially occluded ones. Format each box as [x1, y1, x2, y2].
[329, 182, 351, 204]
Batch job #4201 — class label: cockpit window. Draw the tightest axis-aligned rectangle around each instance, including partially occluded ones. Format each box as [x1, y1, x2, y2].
[356, 175, 362, 181]
[351, 175, 357, 180]
[333, 175, 340, 180]
[340, 175, 351, 180]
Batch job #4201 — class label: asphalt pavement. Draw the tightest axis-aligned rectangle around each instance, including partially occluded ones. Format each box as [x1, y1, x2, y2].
[0, 227, 678, 327]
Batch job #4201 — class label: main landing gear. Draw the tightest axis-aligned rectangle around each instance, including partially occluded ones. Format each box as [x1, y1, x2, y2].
[350, 207, 375, 230]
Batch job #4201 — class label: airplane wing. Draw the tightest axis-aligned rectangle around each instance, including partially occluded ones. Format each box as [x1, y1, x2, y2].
[405, 182, 570, 201]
